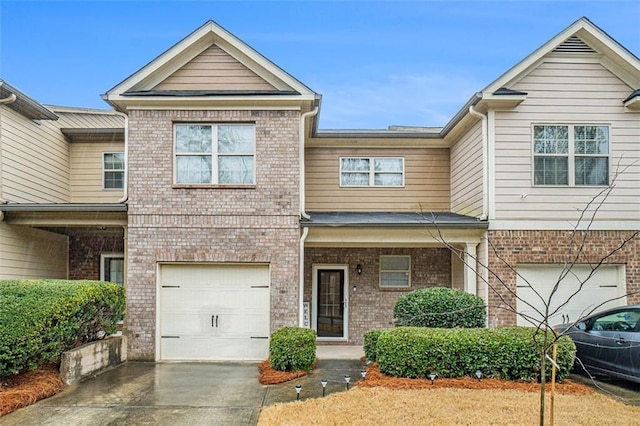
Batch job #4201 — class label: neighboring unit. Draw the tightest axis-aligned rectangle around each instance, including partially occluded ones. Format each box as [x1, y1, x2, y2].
[1, 17, 638, 361]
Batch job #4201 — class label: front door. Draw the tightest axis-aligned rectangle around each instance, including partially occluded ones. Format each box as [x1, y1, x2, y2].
[316, 269, 346, 339]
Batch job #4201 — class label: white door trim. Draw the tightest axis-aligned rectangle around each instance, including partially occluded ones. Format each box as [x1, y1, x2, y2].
[312, 264, 349, 342]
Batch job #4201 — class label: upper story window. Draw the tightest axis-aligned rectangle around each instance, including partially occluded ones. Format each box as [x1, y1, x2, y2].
[533, 125, 609, 186]
[103, 152, 124, 189]
[174, 124, 255, 185]
[379, 255, 411, 289]
[340, 157, 404, 187]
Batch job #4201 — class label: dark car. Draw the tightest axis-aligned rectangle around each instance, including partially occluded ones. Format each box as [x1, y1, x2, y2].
[555, 305, 640, 384]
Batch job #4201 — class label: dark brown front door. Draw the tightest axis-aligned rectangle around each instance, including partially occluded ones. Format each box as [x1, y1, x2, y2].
[317, 269, 344, 338]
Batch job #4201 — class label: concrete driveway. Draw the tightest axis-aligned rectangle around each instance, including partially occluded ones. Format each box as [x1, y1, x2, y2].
[1, 359, 364, 426]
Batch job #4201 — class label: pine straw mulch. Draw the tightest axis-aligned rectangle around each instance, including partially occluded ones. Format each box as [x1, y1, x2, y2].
[259, 359, 309, 385]
[357, 363, 594, 395]
[0, 365, 65, 417]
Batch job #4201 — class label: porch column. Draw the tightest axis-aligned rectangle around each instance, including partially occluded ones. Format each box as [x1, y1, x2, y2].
[463, 243, 478, 296]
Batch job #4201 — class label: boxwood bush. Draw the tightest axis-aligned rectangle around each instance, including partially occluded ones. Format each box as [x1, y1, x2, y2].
[363, 329, 383, 362]
[376, 326, 576, 382]
[393, 287, 486, 328]
[269, 327, 316, 371]
[0, 279, 125, 378]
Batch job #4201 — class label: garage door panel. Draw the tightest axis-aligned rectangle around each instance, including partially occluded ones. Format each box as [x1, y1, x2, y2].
[516, 265, 625, 326]
[159, 264, 271, 361]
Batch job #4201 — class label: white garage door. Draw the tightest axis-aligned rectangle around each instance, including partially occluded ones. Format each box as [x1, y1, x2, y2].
[516, 264, 626, 326]
[159, 263, 270, 361]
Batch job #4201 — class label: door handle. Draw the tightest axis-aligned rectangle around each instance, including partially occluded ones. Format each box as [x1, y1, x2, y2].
[216, 315, 219, 328]
[212, 315, 215, 327]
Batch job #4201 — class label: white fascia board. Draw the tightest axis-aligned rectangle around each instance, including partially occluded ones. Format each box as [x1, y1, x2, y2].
[489, 220, 640, 231]
[305, 227, 485, 247]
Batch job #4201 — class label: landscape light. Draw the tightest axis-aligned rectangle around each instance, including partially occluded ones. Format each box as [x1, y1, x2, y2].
[344, 375, 351, 390]
[295, 384, 302, 400]
[360, 369, 366, 379]
[428, 372, 437, 385]
[321, 378, 328, 397]
[475, 369, 482, 381]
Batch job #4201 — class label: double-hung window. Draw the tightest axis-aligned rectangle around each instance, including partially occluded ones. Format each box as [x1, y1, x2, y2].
[175, 124, 255, 185]
[103, 152, 124, 189]
[340, 157, 404, 187]
[533, 125, 609, 186]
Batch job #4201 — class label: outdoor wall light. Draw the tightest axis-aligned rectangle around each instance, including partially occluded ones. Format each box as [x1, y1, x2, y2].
[356, 264, 363, 275]
[344, 375, 351, 390]
[321, 378, 328, 397]
[295, 384, 302, 400]
[475, 369, 483, 381]
[428, 372, 437, 385]
[360, 369, 366, 380]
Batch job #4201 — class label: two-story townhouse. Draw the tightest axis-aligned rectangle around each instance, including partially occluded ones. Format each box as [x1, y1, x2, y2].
[1, 17, 638, 361]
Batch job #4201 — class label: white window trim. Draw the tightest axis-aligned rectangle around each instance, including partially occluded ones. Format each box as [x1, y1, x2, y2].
[173, 123, 256, 186]
[103, 152, 125, 190]
[339, 157, 405, 187]
[531, 124, 610, 187]
[379, 255, 411, 289]
[100, 253, 124, 285]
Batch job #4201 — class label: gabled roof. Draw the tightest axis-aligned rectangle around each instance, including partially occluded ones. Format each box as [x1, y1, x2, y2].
[0, 80, 58, 120]
[103, 20, 319, 111]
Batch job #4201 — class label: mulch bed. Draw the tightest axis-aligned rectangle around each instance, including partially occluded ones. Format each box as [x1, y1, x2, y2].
[258, 359, 308, 385]
[357, 363, 594, 395]
[0, 365, 65, 417]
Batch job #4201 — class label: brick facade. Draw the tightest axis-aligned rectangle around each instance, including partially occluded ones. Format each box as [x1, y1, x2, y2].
[485, 230, 640, 327]
[305, 247, 451, 345]
[68, 232, 125, 280]
[125, 109, 301, 360]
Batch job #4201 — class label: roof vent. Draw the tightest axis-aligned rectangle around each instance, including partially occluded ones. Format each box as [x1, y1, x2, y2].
[553, 36, 597, 54]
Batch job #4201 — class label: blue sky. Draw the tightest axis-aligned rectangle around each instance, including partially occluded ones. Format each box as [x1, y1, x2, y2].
[1, 1, 638, 129]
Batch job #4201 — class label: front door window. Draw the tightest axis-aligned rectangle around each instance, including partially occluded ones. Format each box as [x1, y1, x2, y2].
[317, 269, 344, 338]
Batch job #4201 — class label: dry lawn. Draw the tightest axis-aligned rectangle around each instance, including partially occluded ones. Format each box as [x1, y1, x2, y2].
[258, 386, 640, 426]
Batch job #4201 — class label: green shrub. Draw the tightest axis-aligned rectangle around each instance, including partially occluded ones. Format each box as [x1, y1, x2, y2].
[0, 279, 125, 378]
[269, 327, 316, 371]
[376, 326, 575, 382]
[393, 287, 485, 328]
[363, 330, 383, 362]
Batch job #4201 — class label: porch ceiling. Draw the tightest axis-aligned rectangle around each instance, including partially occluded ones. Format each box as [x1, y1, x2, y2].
[0, 204, 127, 227]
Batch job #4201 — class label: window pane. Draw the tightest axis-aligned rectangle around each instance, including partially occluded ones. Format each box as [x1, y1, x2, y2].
[218, 125, 254, 153]
[381, 272, 409, 287]
[374, 158, 403, 172]
[104, 153, 124, 170]
[218, 156, 254, 184]
[341, 173, 369, 186]
[534, 157, 568, 185]
[534, 125, 568, 154]
[374, 173, 403, 186]
[341, 158, 370, 172]
[381, 256, 410, 270]
[576, 157, 608, 185]
[575, 126, 609, 155]
[104, 171, 124, 189]
[105, 258, 124, 285]
[176, 125, 212, 153]
[176, 155, 212, 184]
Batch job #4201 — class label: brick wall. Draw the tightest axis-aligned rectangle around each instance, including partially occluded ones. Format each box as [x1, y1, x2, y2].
[125, 109, 300, 360]
[486, 230, 640, 327]
[305, 247, 451, 345]
[69, 233, 125, 280]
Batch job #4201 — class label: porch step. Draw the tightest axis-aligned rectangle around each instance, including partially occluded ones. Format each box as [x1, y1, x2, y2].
[316, 345, 364, 360]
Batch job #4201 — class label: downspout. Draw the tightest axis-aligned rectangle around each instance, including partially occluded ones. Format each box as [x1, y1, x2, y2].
[298, 106, 318, 327]
[114, 111, 129, 203]
[0, 93, 17, 210]
[468, 105, 488, 220]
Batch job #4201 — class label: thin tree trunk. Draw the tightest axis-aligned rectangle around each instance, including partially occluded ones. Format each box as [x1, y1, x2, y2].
[550, 343, 557, 426]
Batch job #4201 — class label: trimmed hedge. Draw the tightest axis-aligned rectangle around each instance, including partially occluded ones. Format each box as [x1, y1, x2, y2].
[376, 327, 576, 382]
[394, 287, 486, 328]
[0, 279, 125, 378]
[363, 329, 383, 362]
[269, 327, 316, 371]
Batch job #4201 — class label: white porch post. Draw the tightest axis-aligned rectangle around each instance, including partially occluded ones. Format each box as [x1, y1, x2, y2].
[463, 243, 478, 296]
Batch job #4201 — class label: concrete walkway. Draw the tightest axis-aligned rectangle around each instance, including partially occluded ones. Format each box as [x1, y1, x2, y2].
[2, 349, 365, 426]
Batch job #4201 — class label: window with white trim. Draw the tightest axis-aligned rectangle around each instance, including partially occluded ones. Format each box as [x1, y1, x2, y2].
[100, 253, 124, 285]
[379, 255, 411, 288]
[103, 152, 124, 189]
[533, 125, 609, 186]
[174, 124, 255, 185]
[340, 157, 404, 187]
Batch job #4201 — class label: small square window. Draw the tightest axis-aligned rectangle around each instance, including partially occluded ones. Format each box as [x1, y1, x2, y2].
[379, 255, 411, 288]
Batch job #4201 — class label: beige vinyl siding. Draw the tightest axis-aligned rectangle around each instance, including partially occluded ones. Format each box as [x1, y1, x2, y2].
[0, 105, 70, 202]
[70, 142, 125, 202]
[494, 59, 640, 221]
[0, 223, 68, 279]
[305, 147, 450, 212]
[53, 108, 124, 129]
[153, 44, 276, 91]
[450, 120, 483, 217]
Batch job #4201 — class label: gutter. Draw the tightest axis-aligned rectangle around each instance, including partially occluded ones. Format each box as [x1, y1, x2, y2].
[114, 111, 129, 203]
[468, 105, 489, 220]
